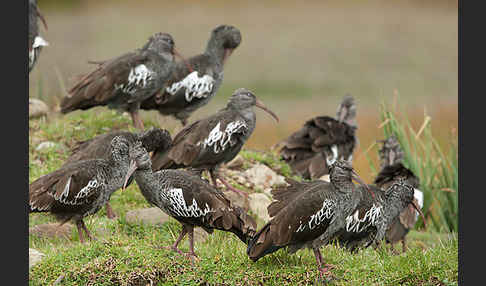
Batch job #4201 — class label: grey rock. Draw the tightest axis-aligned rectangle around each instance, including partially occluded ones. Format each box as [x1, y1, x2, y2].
[125, 207, 170, 226]
[194, 227, 209, 243]
[29, 98, 49, 119]
[319, 174, 330, 182]
[29, 223, 73, 239]
[248, 193, 272, 222]
[243, 163, 286, 190]
[223, 190, 249, 212]
[35, 141, 57, 151]
[29, 248, 45, 269]
[225, 155, 245, 169]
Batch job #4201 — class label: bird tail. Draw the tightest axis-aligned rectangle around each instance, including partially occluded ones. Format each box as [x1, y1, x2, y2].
[378, 136, 404, 168]
[209, 205, 257, 244]
[246, 222, 284, 262]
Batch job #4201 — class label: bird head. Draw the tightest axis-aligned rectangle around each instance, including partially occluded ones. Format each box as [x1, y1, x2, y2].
[207, 25, 242, 65]
[228, 88, 279, 122]
[336, 94, 357, 127]
[110, 136, 130, 163]
[386, 177, 427, 229]
[138, 127, 172, 153]
[143, 32, 192, 70]
[123, 142, 152, 190]
[328, 159, 369, 193]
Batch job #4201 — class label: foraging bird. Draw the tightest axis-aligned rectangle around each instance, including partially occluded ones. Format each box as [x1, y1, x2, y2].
[373, 136, 424, 253]
[123, 143, 257, 260]
[278, 95, 358, 179]
[61, 32, 185, 130]
[150, 88, 279, 196]
[29, 136, 133, 243]
[63, 128, 172, 219]
[247, 160, 368, 278]
[140, 25, 242, 126]
[29, 0, 48, 73]
[335, 177, 425, 253]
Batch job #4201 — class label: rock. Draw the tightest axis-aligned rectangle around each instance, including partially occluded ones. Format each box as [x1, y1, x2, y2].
[223, 191, 249, 211]
[243, 164, 286, 190]
[29, 223, 73, 239]
[319, 174, 330, 182]
[248, 193, 272, 222]
[36, 141, 57, 151]
[125, 207, 169, 226]
[225, 155, 245, 169]
[29, 98, 49, 119]
[29, 248, 45, 269]
[193, 228, 209, 243]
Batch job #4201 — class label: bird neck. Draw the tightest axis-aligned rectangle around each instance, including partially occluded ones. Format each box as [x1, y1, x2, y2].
[330, 176, 356, 194]
[205, 38, 226, 64]
[133, 167, 160, 202]
[383, 192, 409, 225]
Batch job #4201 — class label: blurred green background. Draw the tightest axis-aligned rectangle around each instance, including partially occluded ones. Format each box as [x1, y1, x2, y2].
[29, 0, 458, 182]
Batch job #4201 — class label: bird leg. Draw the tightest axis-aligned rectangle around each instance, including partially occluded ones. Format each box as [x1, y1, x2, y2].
[313, 248, 336, 279]
[185, 227, 200, 264]
[75, 220, 86, 243]
[80, 220, 96, 241]
[130, 110, 145, 130]
[105, 203, 117, 219]
[162, 225, 188, 255]
[401, 237, 407, 253]
[209, 169, 248, 197]
[180, 118, 188, 127]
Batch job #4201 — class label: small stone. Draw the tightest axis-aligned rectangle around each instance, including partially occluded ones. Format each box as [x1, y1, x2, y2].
[29, 248, 45, 269]
[243, 164, 286, 190]
[193, 228, 209, 243]
[36, 141, 57, 151]
[29, 98, 49, 119]
[319, 174, 330, 182]
[248, 193, 272, 223]
[125, 207, 169, 226]
[29, 223, 73, 239]
[225, 155, 245, 169]
[223, 191, 249, 211]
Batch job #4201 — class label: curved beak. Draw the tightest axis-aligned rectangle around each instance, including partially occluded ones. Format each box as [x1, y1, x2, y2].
[351, 169, 374, 197]
[122, 160, 138, 191]
[255, 99, 279, 123]
[411, 200, 427, 230]
[36, 6, 48, 31]
[173, 47, 193, 73]
[223, 48, 234, 65]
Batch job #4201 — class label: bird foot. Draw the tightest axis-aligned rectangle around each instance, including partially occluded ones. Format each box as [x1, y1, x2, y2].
[106, 211, 118, 220]
[318, 266, 336, 280]
[183, 252, 200, 265]
[160, 245, 184, 255]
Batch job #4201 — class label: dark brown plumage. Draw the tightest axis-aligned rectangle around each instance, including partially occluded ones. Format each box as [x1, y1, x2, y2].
[60, 33, 182, 130]
[278, 95, 358, 179]
[29, 136, 133, 243]
[150, 88, 279, 196]
[140, 25, 242, 126]
[63, 128, 172, 219]
[124, 143, 256, 260]
[374, 136, 423, 253]
[247, 160, 367, 278]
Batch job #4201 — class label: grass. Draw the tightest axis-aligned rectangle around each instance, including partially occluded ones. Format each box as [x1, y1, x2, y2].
[29, 110, 458, 285]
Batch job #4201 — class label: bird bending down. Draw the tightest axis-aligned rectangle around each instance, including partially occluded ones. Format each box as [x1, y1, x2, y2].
[29, 0, 48, 73]
[63, 128, 172, 219]
[140, 25, 242, 126]
[373, 136, 424, 253]
[150, 88, 279, 196]
[278, 95, 358, 179]
[123, 143, 257, 261]
[61, 32, 189, 130]
[247, 160, 368, 278]
[29, 136, 133, 243]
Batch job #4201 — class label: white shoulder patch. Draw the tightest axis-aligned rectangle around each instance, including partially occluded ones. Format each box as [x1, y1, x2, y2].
[296, 199, 336, 233]
[33, 36, 49, 48]
[164, 188, 212, 218]
[201, 121, 248, 153]
[165, 71, 215, 102]
[413, 188, 424, 220]
[115, 64, 154, 94]
[345, 204, 383, 233]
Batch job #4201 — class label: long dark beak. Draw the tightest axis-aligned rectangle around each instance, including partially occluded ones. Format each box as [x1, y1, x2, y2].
[36, 6, 48, 31]
[122, 160, 138, 191]
[411, 200, 427, 230]
[173, 47, 193, 73]
[223, 48, 234, 65]
[255, 98, 279, 123]
[351, 169, 374, 197]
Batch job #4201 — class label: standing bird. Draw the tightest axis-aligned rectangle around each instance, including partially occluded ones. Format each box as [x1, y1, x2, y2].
[247, 160, 368, 278]
[29, 0, 48, 73]
[374, 136, 424, 253]
[63, 128, 172, 219]
[140, 25, 242, 126]
[29, 136, 133, 243]
[150, 88, 279, 196]
[60, 32, 185, 130]
[277, 95, 358, 179]
[123, 143, 257, 260]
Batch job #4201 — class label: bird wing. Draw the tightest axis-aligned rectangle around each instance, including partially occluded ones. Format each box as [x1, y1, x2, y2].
[60, 50, 154, 112]
[29, 161, 103, 211]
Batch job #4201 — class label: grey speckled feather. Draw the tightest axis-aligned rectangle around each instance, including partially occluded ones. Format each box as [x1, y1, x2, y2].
[29, 136, 134, 242]
[278, 95, 358, 179]
[140, 25, 242, 126]
[29, 0, 48, 73]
